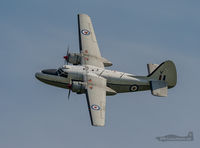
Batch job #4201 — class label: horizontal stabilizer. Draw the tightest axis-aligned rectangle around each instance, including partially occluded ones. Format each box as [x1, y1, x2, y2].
[106, 86, 117, 96]
[102, 57, 112, 67]
[150, 80, 168, 97]
[147, 64, 159, 74]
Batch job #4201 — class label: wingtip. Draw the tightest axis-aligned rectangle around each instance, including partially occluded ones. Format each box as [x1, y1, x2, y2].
[78, 13, 87, 16]
[92, 124, 105, 127]
[91, 121, 105, 127]
[78, 13, 90, 18]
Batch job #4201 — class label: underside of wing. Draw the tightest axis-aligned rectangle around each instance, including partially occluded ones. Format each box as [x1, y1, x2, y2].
[85, 73, 106, 126]
[78, 14, 104, 68]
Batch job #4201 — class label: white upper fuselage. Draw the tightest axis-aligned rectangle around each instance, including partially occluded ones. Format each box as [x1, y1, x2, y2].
[35, 65, 150, 93]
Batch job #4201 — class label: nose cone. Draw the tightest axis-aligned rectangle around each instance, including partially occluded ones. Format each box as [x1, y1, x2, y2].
[35, 72, 42, 80]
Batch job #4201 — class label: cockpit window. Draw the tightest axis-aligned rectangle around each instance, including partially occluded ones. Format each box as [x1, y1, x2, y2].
[42, 69, 58, 75]
[57, 68, 68, 78]
[57, 68, 63, 74]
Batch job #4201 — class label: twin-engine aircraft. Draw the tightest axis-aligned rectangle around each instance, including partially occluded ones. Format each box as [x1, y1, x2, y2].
[35, 14, 177, 126]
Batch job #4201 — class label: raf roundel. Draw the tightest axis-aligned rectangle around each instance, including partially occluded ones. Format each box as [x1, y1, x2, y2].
[81, 29, 90, 35]
[91, 104, 101, 110]
[130, 85, 139, 92]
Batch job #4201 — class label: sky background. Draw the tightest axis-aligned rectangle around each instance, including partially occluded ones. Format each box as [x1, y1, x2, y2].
[0, 0, 200, 147]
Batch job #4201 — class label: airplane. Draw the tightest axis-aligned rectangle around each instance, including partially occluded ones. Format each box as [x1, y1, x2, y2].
[35, 14, 177, 126]
[156, 132, 193, 142]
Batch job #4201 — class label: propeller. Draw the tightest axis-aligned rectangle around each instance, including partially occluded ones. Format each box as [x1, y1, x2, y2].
[63, 45, 70, 65]
[68, 89, 71, 100]
[67, 79, 72, 100]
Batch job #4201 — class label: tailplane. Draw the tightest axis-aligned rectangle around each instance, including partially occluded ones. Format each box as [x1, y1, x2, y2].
[188, 131, 193, 138]
[147, 60, 177, 97]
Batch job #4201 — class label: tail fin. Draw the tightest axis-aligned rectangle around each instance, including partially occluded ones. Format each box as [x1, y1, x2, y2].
[187, 131, 194, 140]
[148, 60, 177, 88]
[147, 60, 177, 97]
[188, 131, 193, 137]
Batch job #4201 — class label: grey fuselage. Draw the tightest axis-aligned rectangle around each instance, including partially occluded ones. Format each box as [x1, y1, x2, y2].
[35, 65, 150, 94]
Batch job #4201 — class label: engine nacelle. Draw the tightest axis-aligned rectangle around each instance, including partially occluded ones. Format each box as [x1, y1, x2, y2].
[71, 81, 86, 94]
[65, 53, 81, 65]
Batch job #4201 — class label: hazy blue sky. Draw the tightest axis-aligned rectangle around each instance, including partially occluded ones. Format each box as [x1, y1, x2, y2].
[0, 0, 200, 147]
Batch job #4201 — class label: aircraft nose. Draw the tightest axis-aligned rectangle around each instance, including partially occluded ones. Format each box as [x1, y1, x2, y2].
[35, 72, 42, 80]
[41, 69, 58, 75]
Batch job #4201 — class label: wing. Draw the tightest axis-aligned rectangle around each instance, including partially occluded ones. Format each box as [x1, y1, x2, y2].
[85, 73, 106, 126]
[78, 14, 104, 68]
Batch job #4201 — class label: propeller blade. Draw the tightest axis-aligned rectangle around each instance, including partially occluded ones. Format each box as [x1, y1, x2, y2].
[68, 89, 71, 100]
[67, 45, 70, 55]
[67, 79, 72, 100]
[67, 45, 70, 65]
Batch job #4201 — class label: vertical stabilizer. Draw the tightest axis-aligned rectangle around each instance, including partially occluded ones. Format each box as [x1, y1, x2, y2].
[147, 60, 177, 97]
